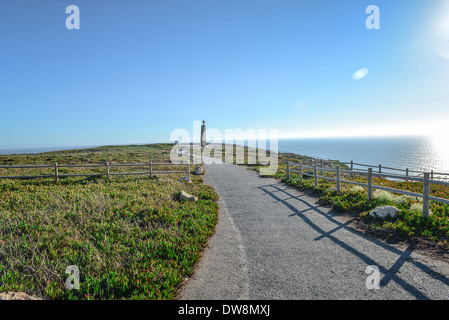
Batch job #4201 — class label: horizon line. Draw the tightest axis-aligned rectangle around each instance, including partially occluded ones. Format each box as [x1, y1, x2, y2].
[0, 133, 433, 152]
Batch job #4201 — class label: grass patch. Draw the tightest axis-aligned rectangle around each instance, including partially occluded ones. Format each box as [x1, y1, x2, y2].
[0, 144, 219, 299]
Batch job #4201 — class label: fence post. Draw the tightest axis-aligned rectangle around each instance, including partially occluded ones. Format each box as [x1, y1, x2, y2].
[378, 164, 382, 178]
[350, 160, 354, 178]
[367, 168, 373, 200]
[299, 162, 303, 183]
[320, 159, 323, 176]
[314, 164, 318, 187]
[431, 170, 434, 180]
[423, 172, 430, 218]
[55, 163, 58, 182]
[287, 161, 290, 180]
[187, 163, 190, 180]
[336, 166, 340, 193]
[149, 161, 153, 178]
[406, 168, 409, 179]
[106, 162, 110, 180]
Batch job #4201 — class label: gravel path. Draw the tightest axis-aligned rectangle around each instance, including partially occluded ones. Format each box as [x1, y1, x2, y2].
[179, 160, 449, 300]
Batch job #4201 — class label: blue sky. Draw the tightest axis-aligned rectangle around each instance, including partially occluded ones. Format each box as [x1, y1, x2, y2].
[1, 0, 448, 148]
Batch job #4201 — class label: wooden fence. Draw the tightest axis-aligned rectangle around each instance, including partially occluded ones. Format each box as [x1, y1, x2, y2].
[0, 162, 191, 181]
[286, 160, 449, 218]
[299, 159, 449, 181]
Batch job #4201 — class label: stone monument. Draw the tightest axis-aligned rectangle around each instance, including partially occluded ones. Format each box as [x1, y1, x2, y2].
[201, 120, 206, 148]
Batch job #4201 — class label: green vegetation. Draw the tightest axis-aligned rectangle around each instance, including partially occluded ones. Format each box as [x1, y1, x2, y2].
[0, 144, 175, 165]
[283, 172, 449, 246]
[0, 144, 219, 299]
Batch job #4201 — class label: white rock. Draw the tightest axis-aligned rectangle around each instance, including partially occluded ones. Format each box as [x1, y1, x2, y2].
[194, 165, 204, 175]
[369, 206, 400, 219]
[179, 190, 198, 202]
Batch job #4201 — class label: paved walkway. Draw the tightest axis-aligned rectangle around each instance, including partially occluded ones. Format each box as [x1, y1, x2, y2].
[179, 160, 449, 300]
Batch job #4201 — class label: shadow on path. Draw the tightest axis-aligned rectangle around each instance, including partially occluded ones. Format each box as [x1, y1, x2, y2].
[257, 183, 449, 300]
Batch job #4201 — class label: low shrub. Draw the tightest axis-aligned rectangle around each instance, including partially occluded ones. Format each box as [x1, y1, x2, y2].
[282, 172, 449, 245]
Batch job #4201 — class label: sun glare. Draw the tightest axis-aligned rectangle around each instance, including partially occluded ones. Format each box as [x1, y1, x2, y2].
[433, 2, 449, 59]
[352, 68, 369, 80]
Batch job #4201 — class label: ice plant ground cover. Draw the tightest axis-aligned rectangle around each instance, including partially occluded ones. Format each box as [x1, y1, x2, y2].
[0, 144, 219, 299]
[282, 166, 449, 245]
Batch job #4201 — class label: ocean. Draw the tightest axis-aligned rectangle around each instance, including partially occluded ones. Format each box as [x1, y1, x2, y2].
[276, 136, 449, 174]
[0, 146, 99, 155]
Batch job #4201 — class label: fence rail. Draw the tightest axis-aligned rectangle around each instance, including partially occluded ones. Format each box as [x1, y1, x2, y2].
[0, 162, 191, 181]
[299, 159, 449, 181]
[286, 160, 449, 218]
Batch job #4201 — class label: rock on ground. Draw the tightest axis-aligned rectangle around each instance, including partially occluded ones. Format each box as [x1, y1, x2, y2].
[179, 190, 198, 202]
[369, 205, 401, 219]
[178, 176, 192, 183]
[0, 291, 42, 300]
[195, 166, 204, 175]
